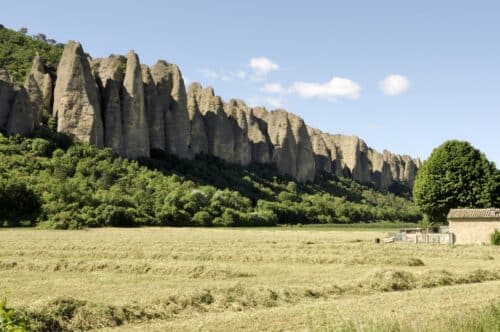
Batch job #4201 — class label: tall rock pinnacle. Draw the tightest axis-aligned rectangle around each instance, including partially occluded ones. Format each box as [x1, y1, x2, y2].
[53, 41, 104, 147]
[121, 51, 150, 158]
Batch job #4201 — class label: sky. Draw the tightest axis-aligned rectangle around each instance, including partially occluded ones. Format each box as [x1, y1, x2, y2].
[1, 1, 499, 165]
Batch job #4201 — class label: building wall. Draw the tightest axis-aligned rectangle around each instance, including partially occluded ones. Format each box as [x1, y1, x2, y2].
[449, 220, 500, 244]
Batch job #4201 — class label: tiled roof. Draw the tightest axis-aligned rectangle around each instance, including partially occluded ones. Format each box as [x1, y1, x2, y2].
[447, 208, 500, 219]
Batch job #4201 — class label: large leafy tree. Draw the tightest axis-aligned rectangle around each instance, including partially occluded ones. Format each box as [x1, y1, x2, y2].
[413, 140, 499, 222]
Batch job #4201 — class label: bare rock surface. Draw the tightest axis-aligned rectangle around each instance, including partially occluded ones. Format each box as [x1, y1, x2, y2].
[53, 41, 103, 147]
[141, 64, 165, 151]
[24, 54, 52, 126]
[92, 55, 126, 154]
[186, 83, 208, 156]
[121, 51, 149, 158]
[151, 61, 190, 159]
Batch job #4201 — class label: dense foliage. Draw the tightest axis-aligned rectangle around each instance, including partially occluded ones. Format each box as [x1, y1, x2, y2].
[0, 128, 420, 229]
[0, 24, 63, 83]
[0, 298, 30, 332]
[413, 140, 500, 222]
[492, 229, 500, 246]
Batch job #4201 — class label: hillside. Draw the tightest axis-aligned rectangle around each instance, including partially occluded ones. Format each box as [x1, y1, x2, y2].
[0, 25, 420, 189]
[0, 25, 421, 228]
[0, 129, 420, 228]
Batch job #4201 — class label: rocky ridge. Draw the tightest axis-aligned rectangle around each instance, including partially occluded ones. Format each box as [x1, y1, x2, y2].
[0, 41, 421, 189]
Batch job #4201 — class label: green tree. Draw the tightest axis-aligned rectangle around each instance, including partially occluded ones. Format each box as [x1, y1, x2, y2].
[413, 140, 499, 222]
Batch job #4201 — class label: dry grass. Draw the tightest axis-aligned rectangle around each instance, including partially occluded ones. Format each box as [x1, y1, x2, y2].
[0, 227, 498, 331]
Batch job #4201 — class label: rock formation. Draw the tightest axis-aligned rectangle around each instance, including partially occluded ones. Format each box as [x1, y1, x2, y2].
[151, 61, 190, 158]
[307, 127, 332, 173]
[1, 40, 422, 189]
[0, 69, 15, 129]
[186, 83, 208, 156]
[121, 51, 149, 158]
[6, 87, 34, 136]
[141, 64, 165, 152]
[224, 99, 252, 165]
[197, 86, 235, 162]
[24, 54, 52, 126]
[53, 41, 104, 147]
[92, 55, 126, 154]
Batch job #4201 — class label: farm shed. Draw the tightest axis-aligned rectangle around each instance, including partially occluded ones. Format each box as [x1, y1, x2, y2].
[447, 208, 500, 245]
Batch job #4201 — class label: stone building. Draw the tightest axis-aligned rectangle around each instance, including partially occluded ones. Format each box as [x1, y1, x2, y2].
[447, 208, 500, 245]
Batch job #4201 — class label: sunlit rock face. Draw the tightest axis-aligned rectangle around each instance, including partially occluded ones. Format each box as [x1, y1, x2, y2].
[16, 40, 421, 187]
[53, 41, 103, 147]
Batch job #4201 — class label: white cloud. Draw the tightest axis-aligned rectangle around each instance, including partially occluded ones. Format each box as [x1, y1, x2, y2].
[199, 68, 218, 79]
[246, 96, 284, 109]
[290, 77, 361, 100]
[249, 57, 279, 77]
[265, 97, 284, 108]
[261, 83, 285, 94]
[379, 74, 410, 96]
[232, 70, 247, 79]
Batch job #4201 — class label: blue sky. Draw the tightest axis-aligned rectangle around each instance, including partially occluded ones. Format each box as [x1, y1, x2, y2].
[2, 1, 499, 164]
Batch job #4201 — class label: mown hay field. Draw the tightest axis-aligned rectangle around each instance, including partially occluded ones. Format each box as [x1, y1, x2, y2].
[0, 227, 499, 331]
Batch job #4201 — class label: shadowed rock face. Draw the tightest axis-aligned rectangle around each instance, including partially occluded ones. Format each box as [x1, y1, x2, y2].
[266, 110, 300, 180]
[286, 113, 316, 182]
[151, 61, 190, 159]
[141, 65, 165, 152]
[121, 51, 149, 158]
[307, 127, 332, 173]
[329, 134, 371, 183]
[92, 55, 126, 154]
[368, 149, 393, 189]
[53, 41, 104, 147]
[186, 83, 208, 156]
[24, 54, 52, 126]
[224, 99, 252, 165]
[0, 70, 16, 128]
[246, 108, 271, 164]
[6, 87, 34, 136]
[8, 41, 421, 187]
[263, 109, 317, 182]
[197, 86, 235, 162]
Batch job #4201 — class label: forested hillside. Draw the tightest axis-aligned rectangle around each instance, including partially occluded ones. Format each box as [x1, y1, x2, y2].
[0, 127, 420, 228]
[0, 25, 421, 228]
[0, 25, 63, 84]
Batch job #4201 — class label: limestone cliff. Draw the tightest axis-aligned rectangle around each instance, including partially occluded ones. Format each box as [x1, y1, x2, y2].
[121, 51, 149, 158]
[24, 54, 52, 126]
[53, 41, 104, 147]
[186, 83, 209, 156]
[0, 40, 422, 189]
[92, 55, 126, 154]
[151, 61, 190, 159]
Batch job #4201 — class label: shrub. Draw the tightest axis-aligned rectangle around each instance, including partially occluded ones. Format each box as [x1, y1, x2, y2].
[491, 229, 500, 245]
[192, 211, 212, 226]
[0, 298, 30, 331]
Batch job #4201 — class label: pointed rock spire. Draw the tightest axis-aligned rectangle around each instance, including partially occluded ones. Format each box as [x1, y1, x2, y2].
[151, 61, 190, 159]
[121, 51, 149, 158]
[53, 41, 103, 147]
[6, 87, 34, 136]
[142, 64, 165, 152]
[0, 69, 15, 129]
[186, 83, 208, 156]
[92, 55, 126, 155]
[24, 53, 52, 126]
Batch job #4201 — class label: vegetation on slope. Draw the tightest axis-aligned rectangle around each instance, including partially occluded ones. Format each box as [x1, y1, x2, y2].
[0, 24, 420, 228]
[0, 126, 420, 228]
[0, 24, 63, 84]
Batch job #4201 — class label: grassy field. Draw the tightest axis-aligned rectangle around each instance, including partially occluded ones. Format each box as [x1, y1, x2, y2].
[0, 227, 499, 331]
